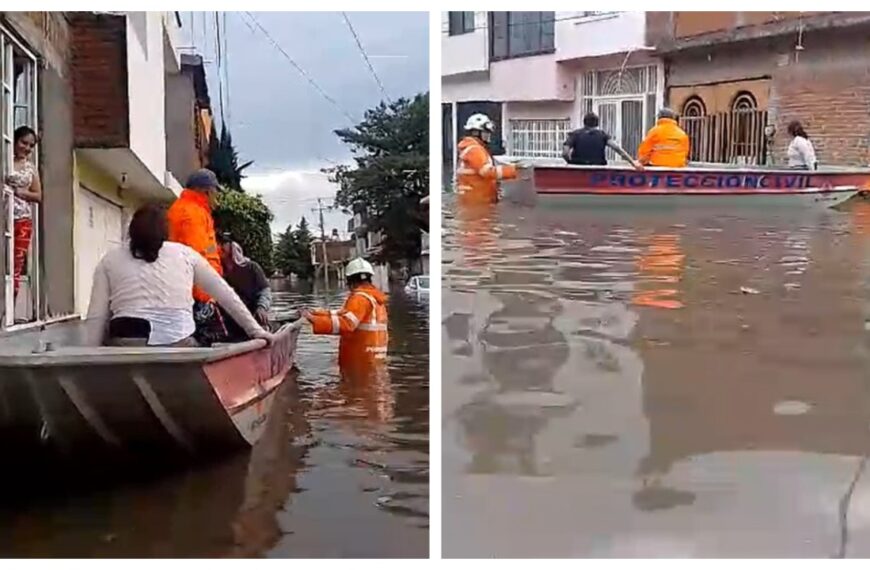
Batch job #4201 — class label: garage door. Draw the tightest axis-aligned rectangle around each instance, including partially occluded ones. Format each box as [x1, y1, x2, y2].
[76, 186, 124, 315]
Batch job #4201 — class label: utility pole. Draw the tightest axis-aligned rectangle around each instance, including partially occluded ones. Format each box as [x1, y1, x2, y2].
[313, 197, 330, 290]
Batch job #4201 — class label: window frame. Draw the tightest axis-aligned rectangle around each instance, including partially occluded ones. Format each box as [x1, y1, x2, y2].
[489, 12, 556, 62]
[447, 12, 475, 36]
[0, 23, 40, 329]
[507, 118, 572, 159]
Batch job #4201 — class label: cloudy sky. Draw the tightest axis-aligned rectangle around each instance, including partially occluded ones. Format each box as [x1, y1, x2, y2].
[179, 11, 429, 236]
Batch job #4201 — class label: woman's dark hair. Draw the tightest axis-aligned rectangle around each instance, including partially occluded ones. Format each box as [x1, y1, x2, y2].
[787, 120, 808, 139]
[129, 203, 168, 263]
[14, 125, 37, 144]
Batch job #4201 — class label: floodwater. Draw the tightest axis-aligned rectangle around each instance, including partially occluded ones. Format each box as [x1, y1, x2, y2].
[0, 286, 429, 558]
[443, 194, 870, 558]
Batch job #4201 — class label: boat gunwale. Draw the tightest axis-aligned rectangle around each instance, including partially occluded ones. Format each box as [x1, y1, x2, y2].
[0, 321, 303, 368]
[529, 163, 870, 175]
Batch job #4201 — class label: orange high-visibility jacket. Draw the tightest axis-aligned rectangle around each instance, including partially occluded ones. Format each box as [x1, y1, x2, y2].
[310, 283, 389, 368]
[167, 189, 222, 302]
[456, 136, 517, 204]
[637, 118, 690, 168]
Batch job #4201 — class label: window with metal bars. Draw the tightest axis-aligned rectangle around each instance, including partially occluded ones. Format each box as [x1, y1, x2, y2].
[508, 119, 572, 158]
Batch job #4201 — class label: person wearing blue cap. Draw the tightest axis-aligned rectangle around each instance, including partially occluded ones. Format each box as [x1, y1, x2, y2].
[167, 168, 227, 344]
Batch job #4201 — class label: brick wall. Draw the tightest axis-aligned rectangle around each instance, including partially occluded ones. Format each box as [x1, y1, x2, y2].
[69, 12, 128, 148]
[770, 61, 870, 166]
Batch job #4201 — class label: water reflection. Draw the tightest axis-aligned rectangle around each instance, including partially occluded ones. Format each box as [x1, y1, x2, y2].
[444, 195, 870, 557]
[0, 285, 429, 558]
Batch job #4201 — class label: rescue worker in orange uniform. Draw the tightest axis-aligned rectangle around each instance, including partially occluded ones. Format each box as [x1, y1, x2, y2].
[303, 258, 389, 370]
[637, 108, 690, 168]
[456, 113, 519, 205]
[166, 168, 227, 344]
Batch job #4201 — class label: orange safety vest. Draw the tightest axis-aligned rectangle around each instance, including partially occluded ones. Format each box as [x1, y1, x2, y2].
[456, 136, 517, 205]
[310, 283, 389, 369]
[637, 118, 690, 168]
[167, 189, 222, 302]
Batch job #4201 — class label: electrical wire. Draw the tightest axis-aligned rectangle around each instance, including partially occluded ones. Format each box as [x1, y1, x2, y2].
[341, 12, 391, 104]
[442, 12, 616, 34]
[241, 11, 357, 124]
[214, 11, 225, 127]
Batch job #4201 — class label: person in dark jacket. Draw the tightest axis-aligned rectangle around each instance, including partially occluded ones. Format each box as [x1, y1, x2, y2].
[217, 232, 272, 340]
[563, 112, 642, 169]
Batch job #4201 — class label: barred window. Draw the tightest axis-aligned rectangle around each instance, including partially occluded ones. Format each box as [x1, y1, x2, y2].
[508, 119, 572, 158]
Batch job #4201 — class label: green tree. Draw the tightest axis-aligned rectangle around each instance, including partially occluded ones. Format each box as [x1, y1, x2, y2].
[328, 92, 428, 266]
[213, 189, 275, 276]
[275, 217, 315, 279]
[208, 123, 253, 191]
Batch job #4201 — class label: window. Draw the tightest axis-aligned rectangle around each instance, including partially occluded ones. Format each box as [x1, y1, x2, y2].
[1, 25, 39, 328]
[448, 12, 475, 36]
[490, 12, 555, 61]
[508, 119, 572, 158]
[682, 96, 707, 117]
[731, 91, 758, 111]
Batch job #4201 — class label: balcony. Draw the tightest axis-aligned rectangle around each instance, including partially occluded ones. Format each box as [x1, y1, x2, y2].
[555, 11, 648, 63]
[70, 12, 178, 201]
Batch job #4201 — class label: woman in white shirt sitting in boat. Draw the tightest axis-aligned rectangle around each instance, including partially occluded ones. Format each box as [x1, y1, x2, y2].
[786, 120, 818, 170]
[87, 203, 274, 347]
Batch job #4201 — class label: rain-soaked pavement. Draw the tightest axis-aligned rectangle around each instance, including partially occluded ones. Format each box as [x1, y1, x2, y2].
[443, 194, 870, 558]
[0, 285, 429, 558]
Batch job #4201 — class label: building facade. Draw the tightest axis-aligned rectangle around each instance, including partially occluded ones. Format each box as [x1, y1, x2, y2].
[1, 11, 200, 332]
[651, 11, 870, 166]
[442, 11, 664, 176]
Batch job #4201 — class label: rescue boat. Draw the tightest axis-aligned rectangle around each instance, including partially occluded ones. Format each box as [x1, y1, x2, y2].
[0, 317, 302, 464]
[502, 161, 870, 210]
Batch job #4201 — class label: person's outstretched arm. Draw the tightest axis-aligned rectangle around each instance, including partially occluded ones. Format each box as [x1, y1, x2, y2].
[607, 139, 643, 170]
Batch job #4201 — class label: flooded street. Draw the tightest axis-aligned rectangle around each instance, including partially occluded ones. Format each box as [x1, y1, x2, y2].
[0, 286, 428, 558]
[443, 195, 870, 557]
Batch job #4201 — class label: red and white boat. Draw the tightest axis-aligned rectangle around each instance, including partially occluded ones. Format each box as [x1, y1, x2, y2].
[503, 161, 870, 210]
[0, 317, 302, 464]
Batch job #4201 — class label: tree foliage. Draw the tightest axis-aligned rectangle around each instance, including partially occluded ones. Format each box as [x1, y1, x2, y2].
[328, 92, 429, 265]
[274, 217, 315, 279]
[208, 123, 253, 192]
[213, 189, 275, 276]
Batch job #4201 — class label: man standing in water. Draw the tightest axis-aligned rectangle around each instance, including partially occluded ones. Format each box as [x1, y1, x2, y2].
[456, 113, 519, 204]
[167, 168, 228, 344]
[563, 112, 642, 169]
[302, 258, 388, 372]
[637, 108, 690, 168]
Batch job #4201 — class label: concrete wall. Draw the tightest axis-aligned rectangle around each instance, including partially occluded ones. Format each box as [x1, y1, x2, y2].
[443, 52, 574, 103]
[441, 11, 488, 77]
[555, 11, 647, 62]
[125, 11, 167, 182]
[165, 70, 198, 184]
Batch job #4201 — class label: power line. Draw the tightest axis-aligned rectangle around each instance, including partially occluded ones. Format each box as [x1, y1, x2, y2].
[222, 11, 231, 129]
[241, 11, 357, 124]
[214, 11, 225, 127]
[341, 12, 391, 104]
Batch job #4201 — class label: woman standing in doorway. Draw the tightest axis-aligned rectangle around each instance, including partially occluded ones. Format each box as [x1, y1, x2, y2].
[4, 126, 42, 297]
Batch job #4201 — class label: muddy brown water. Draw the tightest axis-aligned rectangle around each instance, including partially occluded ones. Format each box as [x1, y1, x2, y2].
[443, 195, 870, 558]
[0, 287, 429, 558]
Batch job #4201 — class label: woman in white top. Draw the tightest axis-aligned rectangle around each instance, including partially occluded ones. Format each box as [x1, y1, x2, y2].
[3, 126, 42, 298]
[786, 120, 817, 170]
[86, 203, 274, 347]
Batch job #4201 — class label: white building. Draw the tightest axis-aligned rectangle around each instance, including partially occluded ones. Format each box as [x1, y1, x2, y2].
[442, 11, 664, 174]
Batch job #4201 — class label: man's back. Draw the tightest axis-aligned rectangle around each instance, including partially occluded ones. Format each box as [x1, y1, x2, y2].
[638, 118, 690, 167]
[565, 127, 610, 166]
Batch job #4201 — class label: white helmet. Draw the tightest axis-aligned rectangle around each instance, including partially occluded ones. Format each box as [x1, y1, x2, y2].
[346, 257, 374, 278]
[464, 113, 495, 133]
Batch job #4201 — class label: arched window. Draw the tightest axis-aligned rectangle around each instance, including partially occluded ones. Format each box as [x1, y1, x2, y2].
[682, 96, 707, 117]
[731, 91, 758, 112]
